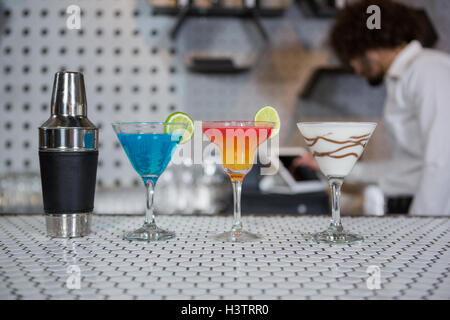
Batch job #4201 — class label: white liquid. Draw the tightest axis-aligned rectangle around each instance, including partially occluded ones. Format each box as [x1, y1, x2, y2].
[297, 122, 377, 177]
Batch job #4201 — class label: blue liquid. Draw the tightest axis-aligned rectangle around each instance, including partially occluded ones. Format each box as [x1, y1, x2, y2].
[117, 133, 181, 184]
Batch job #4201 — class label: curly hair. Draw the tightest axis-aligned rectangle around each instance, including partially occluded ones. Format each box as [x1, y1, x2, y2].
[330, 0, 426, 64]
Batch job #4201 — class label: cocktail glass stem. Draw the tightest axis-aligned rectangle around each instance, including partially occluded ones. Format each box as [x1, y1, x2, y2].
[211, 174, 260, 242]
[231, 179, 243, 233]
[123, 176, 175, 241]
[123, 177, 175, 241]
[144, 179, 156, 226]
[329, 177, 344, 232]
[310, 176, 362, 244]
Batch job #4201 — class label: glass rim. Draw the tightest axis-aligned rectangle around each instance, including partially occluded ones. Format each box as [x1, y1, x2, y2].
[112, 121, 187, 126]
[202, 120, 276, 127]
[297, 121, 377, 127]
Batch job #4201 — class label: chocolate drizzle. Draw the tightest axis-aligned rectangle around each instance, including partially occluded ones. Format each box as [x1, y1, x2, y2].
[304, 133, 370, 159]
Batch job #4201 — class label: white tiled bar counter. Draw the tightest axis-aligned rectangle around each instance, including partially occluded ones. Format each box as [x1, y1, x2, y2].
[0, 215, 448, 300]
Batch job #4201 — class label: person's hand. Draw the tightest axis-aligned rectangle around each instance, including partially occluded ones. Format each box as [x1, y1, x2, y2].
[290, 152, 320, 172]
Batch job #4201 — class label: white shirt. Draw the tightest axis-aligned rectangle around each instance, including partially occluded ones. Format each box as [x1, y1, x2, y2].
[380, 40, 450, 216]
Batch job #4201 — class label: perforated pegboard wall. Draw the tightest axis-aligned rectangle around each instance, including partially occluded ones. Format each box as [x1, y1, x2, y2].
[0, 0, 407, 188]
[0, 0, 332, 188]
[0, 0, 183, 187]
[1, 0, 450, 188]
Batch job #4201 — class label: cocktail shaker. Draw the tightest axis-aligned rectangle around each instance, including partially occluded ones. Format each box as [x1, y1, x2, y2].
[39, 71, 98, 237]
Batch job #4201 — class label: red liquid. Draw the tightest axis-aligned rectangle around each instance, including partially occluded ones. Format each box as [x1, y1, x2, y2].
[202, 126, 272, 180]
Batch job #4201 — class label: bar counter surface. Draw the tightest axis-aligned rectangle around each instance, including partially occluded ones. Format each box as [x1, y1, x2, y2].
[0, 215, 448, 300]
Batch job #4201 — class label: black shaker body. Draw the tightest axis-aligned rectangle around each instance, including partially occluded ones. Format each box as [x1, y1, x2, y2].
[40, 71, 99, 237]
[39, 151, 98, 214]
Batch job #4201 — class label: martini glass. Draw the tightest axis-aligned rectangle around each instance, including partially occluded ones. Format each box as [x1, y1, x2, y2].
[297, 122, 377, 244]
[202, 121, 275, 242]
[112, 122, 187, 241]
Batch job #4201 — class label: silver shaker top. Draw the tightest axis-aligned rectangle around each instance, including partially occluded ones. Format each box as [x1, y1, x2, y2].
[39, 71, 98, 151]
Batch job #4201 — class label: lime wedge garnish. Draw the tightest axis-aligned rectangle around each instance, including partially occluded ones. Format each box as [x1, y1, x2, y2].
[165, 112, 194, 144]
[254, 105, 280, 139]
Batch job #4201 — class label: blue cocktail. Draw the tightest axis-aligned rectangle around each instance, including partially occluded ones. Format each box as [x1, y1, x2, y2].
[112, 122, 187, 241]
[117, 133, 181, 185]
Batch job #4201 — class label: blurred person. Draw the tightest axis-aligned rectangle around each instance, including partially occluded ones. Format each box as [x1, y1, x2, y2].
[293, 0, 450, 216]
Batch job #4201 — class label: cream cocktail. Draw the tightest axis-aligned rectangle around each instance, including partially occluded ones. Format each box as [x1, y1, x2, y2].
[297, 123, 376, 177]
[297, 122, 377, 244]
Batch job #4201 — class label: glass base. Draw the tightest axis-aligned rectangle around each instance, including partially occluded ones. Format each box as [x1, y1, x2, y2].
[124, 222, 175, 241]
[310, 229, 363, 244]
[213, 230, 261, 243]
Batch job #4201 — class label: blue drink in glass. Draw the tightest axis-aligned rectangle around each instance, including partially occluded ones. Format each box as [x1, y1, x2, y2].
[117, 133, 182, 185]
[112, 122, 187, 241]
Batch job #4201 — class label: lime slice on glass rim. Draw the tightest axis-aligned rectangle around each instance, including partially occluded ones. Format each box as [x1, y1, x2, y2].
[254, 105, 280, 139]
[165, 112, 195, 144]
